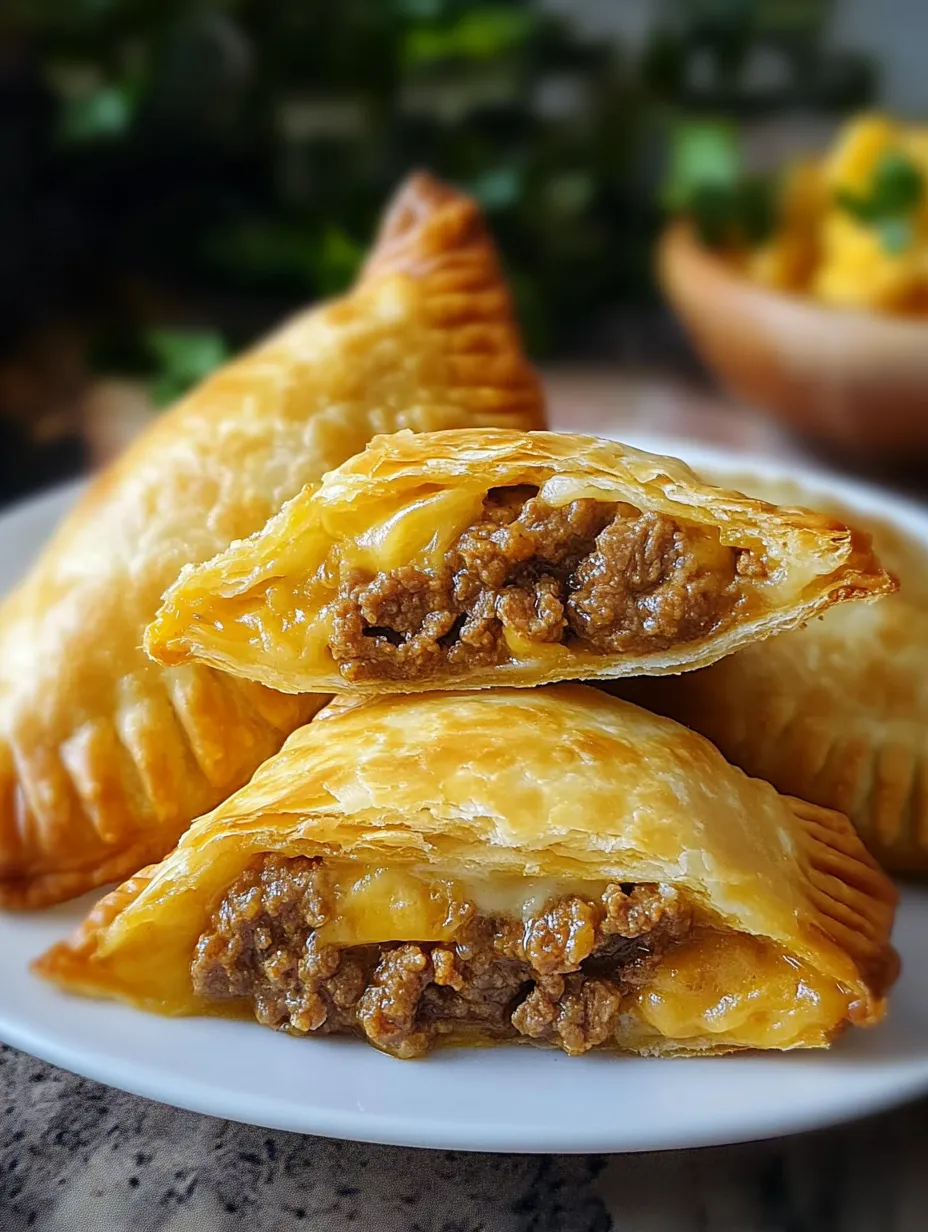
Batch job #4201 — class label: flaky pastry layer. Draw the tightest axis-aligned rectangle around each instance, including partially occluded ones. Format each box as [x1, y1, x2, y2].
[144, 429, 894, 694]
[0, 173, 545, 908]
[35, 686, 898, 1056]
[618, 470, 928, 872]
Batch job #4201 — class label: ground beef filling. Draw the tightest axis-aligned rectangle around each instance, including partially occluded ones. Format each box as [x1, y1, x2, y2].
[191, 856, 693, 1058]
[328, 487, 749, 682]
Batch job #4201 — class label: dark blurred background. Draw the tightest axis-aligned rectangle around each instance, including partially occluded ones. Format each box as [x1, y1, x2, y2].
[0, 0, 921, 504]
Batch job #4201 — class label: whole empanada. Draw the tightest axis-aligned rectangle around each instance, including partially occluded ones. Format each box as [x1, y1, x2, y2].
[0, 173, 545, 908]
[144, 428, 893, 694]
[35, 685, 898, 1058]
[618, 470, 928, 872]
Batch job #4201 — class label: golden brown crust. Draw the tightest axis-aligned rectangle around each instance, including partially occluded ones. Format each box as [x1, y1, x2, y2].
[616, 469, 928, 872]
[35, 685, 898, 1047]
[143, 428, 894, 695]
[790, 796, 899, 1001]
[34, 867, 159, 1000]
[0, 173, 546, 909]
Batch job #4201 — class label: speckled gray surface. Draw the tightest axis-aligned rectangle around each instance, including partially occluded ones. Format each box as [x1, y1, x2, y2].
[3, 1044, 928, 1231]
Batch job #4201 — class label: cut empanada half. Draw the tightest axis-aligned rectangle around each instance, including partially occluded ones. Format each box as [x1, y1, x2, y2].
[35, 685, 898, 1059]
[617, 469, 928, 872]
[0, 172, 545, 909]
[144, 428, 895, 694]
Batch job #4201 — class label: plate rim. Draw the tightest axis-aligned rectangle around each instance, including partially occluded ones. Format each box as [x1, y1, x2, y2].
[3, 993, 928, 1155]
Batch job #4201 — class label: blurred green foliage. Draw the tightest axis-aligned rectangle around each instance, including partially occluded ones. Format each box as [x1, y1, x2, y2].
[670, 124, 927, 259]
[663, 121, 777, 246]
[145, 328, 229, 406]
[2, 0, 874, 390]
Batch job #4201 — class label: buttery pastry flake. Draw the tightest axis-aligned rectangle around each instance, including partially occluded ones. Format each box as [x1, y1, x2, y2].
[35, 685, 898, 1059]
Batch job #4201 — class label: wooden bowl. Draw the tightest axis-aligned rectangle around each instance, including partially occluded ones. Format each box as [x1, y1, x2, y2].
[659, 221, 928, 462]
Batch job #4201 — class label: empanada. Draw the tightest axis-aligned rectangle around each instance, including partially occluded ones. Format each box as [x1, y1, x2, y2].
[0, 173, 545, 908]
[618, 470, 928, 872]
[144, 429, 893, 695]
[35, 685, 898, 1058]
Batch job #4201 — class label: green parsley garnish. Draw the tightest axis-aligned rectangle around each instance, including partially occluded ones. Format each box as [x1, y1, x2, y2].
[835, 150, 924, 254]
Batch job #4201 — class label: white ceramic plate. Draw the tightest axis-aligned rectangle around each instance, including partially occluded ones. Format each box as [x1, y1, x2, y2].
[1, 448, 927, 1155]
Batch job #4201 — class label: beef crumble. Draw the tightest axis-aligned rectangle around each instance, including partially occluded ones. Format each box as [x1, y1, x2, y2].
[328, 487, 748, 682]
[191, 855, 693, 1058]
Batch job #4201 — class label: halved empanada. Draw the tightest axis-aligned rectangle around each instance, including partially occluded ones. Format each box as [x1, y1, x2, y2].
[618, 471, 928, 872]
[0, 173, 545, 909]
[35, 685, 898, 1058]
[144, 428, 894, 695]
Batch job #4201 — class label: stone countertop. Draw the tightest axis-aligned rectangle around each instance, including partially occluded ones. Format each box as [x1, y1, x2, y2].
[3, 1044, 927, 1231]
[3, 374, 927, 1231]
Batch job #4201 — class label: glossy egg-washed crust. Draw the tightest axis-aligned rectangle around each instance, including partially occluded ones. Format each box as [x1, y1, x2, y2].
[0, 173, 546, 909]
[35, 686, 898, 1054]
[618, 471, 928, 873]
[144, 428, 894, 695]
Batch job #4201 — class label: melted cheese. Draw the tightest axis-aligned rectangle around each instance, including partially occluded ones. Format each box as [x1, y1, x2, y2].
[501, 628, 571, 662]
[630, 930, 853, 1048]
[340, 487, 485, 575]
[316, 865, 470, 946]
[464, 873, 614, 920]
[315, 862, 611, 945]
[311, 863, 854, 1050]
[209, 482, 776, 678]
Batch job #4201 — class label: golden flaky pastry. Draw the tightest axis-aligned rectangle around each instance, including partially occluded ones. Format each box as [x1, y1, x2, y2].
[35, 685, 898, 1059]
[0, 173, 545, 909]
[145, 428, 893, 696]
[618, 471, 928, 872]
